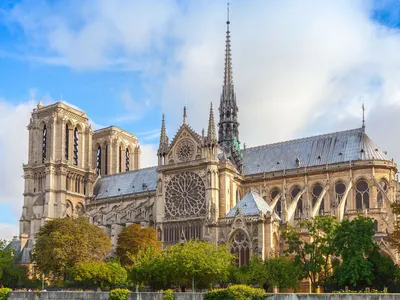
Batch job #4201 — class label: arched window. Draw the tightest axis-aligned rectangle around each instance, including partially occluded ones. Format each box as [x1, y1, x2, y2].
[312, 184, 324, 215]
[105, 144, 108, 175]
[73, 128, 79, 166]
[230, 230, 250, 267]
[76, 203, 84, 216]
[42, 125, 47, 163]
[270, 188, 281, 218]
[119, 146, 122, 173]
[65, 124, 69, 160]
[96, 146, 101, 176]
[291, 186, 302, 218]
[356, 180, 369, 210]
[377, 179, 388, 208]
[335, 181, 346, 204]
[126, 148, 130, 172]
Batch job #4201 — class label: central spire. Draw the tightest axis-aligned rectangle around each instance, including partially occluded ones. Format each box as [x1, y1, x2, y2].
[218, 3, 240, 159]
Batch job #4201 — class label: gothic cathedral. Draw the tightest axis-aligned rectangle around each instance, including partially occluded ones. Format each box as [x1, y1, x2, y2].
[18, 15, 398, 266]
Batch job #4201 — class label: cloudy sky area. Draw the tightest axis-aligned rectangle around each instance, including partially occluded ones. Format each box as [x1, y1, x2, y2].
[0, 0, 400, 240]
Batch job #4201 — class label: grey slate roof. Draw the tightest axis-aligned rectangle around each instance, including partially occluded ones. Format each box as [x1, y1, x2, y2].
[242, 128, 389, 176]
[94, 166, 158, 199]
[226, 191, 273, 217]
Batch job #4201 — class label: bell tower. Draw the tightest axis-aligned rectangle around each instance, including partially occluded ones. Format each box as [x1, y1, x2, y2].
[20, 101, 96, 252]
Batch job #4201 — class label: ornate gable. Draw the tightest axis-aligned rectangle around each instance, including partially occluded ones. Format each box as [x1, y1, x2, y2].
[166, 124, 203, 164]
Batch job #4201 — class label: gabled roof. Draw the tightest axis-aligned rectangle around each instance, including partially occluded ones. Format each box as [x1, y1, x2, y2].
[242, 128, 389, 176]
[226, 191, 273, 217]
[93, 166, 158, 199]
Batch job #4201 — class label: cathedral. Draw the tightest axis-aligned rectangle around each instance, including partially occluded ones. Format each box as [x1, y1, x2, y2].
[18, 14, 398, 266]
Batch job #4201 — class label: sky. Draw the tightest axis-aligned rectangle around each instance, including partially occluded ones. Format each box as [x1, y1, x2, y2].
[1, 0, 400, 240]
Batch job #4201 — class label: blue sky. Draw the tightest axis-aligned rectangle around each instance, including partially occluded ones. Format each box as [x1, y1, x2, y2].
[1, 0, 400, 240]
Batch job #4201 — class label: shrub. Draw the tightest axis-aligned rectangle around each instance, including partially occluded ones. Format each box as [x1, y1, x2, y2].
[0, 288, 12, 300]
[204, 284, 266, 300]
[163, 289, 174, 300]
[109, 288, 130, 300]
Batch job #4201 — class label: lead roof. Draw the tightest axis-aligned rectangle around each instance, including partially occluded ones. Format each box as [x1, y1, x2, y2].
[93, 128, 390, 199]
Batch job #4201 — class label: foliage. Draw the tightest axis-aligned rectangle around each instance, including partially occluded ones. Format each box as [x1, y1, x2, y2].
[368, 249, 397, 290]
[162, 240, 234, 290]
[282, 216, 337, 292]
[0, 287, 12, 300]
[32, 217, 111, 281]
[0, 240, 22, 287]
[264, 256, 301, 290]
[163, 289, 174, 300]
[204, 285, 266, 300]
[130, 240, 234, 291]
[332, 216, 378, 289]
[109, 288, 130, 300]
[69, 261, 127, 289]
[116, 224, 162, 267]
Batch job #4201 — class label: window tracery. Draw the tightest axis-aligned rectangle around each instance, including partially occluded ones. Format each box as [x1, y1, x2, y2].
[377, 179, 388, 208]
[356, 180, 369, 210]
[230, 230, 250, 267]
[73, 128, 78, 166]
[335, 181, 346, 206]
[96, 146, 101, 176]
[65, 124, 69, 160]
[312, 184, 324, 215]
[176, 139, 195, 162]
[126, 148, 130, 172]
[291, 186, 302, 218]
[42, 125, 47, 163]
[165, 172, 206, 219]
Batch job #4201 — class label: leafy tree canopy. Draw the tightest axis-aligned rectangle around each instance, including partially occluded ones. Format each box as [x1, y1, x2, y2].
[332, 216, 379, 289]
[116, 224, 161, 267]
[32, 217, 111, 280]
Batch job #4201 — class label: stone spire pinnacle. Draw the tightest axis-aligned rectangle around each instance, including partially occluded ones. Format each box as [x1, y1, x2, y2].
[183, 106, 187, 125]
[158, 114, 168, 155]
[218, 3, 240, 154]
[207, 102, 217, 143]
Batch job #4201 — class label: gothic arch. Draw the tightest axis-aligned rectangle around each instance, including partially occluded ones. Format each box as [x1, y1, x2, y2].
[229, 229, 251, 267]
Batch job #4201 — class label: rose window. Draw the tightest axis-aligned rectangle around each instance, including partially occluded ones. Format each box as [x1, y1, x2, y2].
[165, 172, 206, 218]
[176, 139, 195, 162]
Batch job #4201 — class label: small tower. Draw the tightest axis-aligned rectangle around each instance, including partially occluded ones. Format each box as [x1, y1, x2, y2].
[158, 114, 169, 166]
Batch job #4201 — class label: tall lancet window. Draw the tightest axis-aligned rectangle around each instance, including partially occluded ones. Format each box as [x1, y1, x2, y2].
[126, 148, 130, 172]
[73, 128, 79, 166]
[96, 146, 101, 176]
[42, 125, 47, 163]
[105, 144, 108, 175]
[65, 124, 69, 160]
[119, 146, 122, 173]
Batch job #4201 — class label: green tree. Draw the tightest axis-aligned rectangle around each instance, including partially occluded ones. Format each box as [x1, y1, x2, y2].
[368, 249, 397, 290]
[69, 261, 127, 289]
[281, 216, 337, 293]
[32, 217, 111, 281]
[0, 240, 22, 287]
[163, 240, 234, 290]
[332, 216, 378, 289]
[264, 256, 301, 291]
[116, 224, 162, 267]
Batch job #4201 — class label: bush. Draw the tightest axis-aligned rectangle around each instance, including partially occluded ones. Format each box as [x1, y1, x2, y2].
[109, 288, 130, 300]
[0, 288, 12, 300]
[163, 289, 174, 300]
[204, 284, 266, 300]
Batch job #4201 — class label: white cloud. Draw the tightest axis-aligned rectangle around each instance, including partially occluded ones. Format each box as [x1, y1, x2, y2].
[139, 144, 158, 168]
[5, 0, 400, 165]
[0, 100, 34, 219]
[0, 223, 19, 241]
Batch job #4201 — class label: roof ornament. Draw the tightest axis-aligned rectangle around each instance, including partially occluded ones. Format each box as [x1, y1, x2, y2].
[362, 103, 366, 133]
[158, 114, 168, 155]
[207, 102, 217, 144]
[37, 99, 43, 109]
[183, 106, 187, 125]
